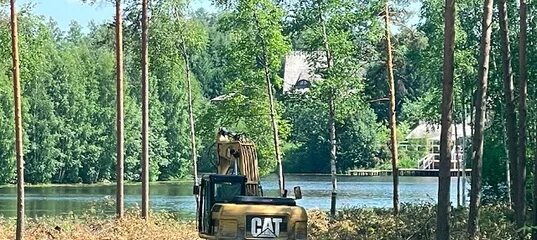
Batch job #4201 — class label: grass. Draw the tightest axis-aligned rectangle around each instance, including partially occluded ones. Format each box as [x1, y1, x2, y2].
[0, 210, 200, 240]
[0, 204, 521, 240]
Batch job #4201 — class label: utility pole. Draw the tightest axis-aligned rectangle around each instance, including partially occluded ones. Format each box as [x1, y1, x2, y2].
[10, 0, 25, 239]
[115, 0, 125, 219]
[141, 0, 150, 219]
[384, 1, 399, 214]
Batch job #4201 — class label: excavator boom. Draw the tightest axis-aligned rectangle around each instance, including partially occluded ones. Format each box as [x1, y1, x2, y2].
[216, 128, 261, 196]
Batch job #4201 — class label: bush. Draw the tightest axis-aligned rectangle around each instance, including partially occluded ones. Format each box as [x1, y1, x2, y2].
[308, 203, 518, 240]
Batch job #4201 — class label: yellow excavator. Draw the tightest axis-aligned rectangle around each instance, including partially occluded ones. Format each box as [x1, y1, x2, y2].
[194, 128, 308, 240]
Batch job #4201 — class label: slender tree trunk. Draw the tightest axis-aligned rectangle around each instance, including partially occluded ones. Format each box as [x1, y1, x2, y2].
[115, 0, 125, 219]
[470, 103, 474, 138]
[492, 55, 512, 206]
[253, 11, 285, 197]
[263, 55, 285, 197]
[504, 120, 512, 205]
[328, 97, 337, 217]
[462, 101, 467, 207]
[498, 0, 519, 225]
[317, 0, 336, 217]
[180, 40, 198, 191]
[506, 142, 512, 204]
[454, 121, 460, 207]
[384, 1, 399, 214]
[437, 0, 455, 238]
[467, 0, 493, 237]
[325, 45, 337, 218]
[533, 122, 537, 240]
[517, 0, 528, 235]
[141, 0, 150, 219]
[10, 1, 24, 239]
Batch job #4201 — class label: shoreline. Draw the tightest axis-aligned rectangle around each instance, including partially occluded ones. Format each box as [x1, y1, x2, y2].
[0, 172, 467, 188]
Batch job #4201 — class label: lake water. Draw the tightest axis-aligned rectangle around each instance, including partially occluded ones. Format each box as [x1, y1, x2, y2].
[0, 175, 465, 218]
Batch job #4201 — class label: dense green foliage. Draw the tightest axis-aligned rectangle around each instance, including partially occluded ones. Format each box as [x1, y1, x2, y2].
[0, 0, 536, 197]
[0, 3, 206, 184]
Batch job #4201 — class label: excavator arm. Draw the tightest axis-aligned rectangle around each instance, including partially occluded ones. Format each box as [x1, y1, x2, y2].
[215, 128, 261, 196]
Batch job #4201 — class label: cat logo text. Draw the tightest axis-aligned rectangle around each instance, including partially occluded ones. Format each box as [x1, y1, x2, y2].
[247, 216, 287, 238]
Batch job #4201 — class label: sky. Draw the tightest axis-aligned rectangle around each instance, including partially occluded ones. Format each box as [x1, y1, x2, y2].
[14, 0, 215, 31]
[11, 0, 421, 32]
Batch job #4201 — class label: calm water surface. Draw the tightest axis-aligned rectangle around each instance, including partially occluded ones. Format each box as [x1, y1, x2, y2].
[0, 175, 464, 218]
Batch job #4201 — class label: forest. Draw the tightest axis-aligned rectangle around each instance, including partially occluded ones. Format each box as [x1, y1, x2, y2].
[0, 0, 535, 209]
[0, 0, 535, 192]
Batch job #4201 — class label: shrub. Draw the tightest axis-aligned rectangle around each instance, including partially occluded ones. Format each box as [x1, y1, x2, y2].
[308, 203, 518, 240]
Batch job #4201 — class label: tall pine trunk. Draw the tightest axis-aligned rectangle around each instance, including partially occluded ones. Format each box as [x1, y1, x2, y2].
[437, 0, 455, 238]
[467, 0, 493, 237]
[115, 0, 125, 219]
[498, 0, 519, 220]
[141, 0, 150, 219]
[517, 0, 528, 235]
[10, 0, 24, 239]
[384, 1, 399, 214]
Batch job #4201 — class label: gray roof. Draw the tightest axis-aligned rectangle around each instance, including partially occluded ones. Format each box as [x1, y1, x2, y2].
[283, 51, 325, 93]
[210, 93, 236, 102]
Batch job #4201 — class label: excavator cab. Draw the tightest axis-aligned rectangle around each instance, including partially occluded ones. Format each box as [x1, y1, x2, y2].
[197, 175, 246, 235]
[195, 174, 307, 240]
[194, 128, 308, 240]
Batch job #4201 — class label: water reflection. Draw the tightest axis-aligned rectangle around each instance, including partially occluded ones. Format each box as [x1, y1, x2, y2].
[0, 175, 463, 218]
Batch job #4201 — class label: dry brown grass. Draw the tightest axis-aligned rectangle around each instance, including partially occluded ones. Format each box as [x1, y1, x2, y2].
[0, 204, 520, 240]
[307, 204, 518, 240]
[0, 212, 201, 240]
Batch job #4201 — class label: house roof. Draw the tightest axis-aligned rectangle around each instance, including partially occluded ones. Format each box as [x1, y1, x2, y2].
[283, 51, 325, 93]
[210, 92, 237, 102]
[406, 122, 472, 140]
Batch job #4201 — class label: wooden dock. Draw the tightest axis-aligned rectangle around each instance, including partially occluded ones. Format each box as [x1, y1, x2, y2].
[347, 169, 472, 177]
